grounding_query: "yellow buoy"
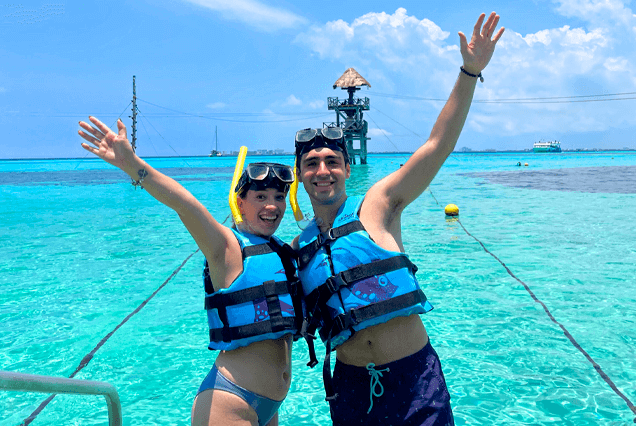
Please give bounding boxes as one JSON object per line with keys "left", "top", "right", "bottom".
{"left": 445, "top": 204, "right": 459, "bottom": 217}
{"left": 524, "top": 163, "right": 529, "bottom": 166}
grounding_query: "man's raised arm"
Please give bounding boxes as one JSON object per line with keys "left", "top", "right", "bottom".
{"left": 368, "top": 12, "right": 504, "bottom": 213}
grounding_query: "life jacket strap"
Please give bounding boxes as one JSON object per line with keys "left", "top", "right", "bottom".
{"left": 304, "top": 255, "right": 417, "bottom": 315}
{"left": 242, "top": 242, "right": 274, "bottom": 258}
{"left": 298, "top": 221, "right": 365, "bottom": 269}
{"left": 323, "top": 331, "right": 339, "bottom": 402}
{"left": 320, "top": 289, "right": 427, "bottom": 342}
{"left": 266, "top": 239, "right": 305, "bottom": 339}
{"left": 204, "top": 280, "right": 295, "bottom": 310}
{"left": 300, "top": 320, "right": 319, "bottom": 368}
{"left": 209, "top": 316, "right": 298, "bottom": 343}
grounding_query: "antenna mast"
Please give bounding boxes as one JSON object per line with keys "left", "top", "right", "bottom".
{"left": 131, "top": 75, "right": 138, "bottom": 153}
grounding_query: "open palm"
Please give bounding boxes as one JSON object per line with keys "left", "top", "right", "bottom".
{"left": 78, "top": 116, "right": 135, "bottom": 170}
{"left": 459, "top": 12, "right": 505, "bottom": 75}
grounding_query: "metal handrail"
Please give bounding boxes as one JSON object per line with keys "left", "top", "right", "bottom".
{"left": 0, "top": 371, "right": 122, "bottom": 426}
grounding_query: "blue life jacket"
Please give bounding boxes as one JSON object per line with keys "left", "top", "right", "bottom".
{"left": 296, "top": 195, "right": 433, "bottom": 399}
{"left": 203, "top": 229, "right": 302, "bottom": 351}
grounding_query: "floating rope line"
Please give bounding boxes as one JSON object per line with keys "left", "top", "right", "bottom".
{"left": 427, "top": 189, "right": 636, "bottom": 422}
{"left": 21, "top": 248, "right": 200, "bottom": 426}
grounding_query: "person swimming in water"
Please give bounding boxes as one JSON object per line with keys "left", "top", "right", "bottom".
{"left": 78, "top": 116, "right": 301, "bottom": 426}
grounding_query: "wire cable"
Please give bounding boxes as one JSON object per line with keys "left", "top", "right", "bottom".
{"left": 136, "top": 108, "right": 192, "bottom": 168}
{"left": 20, "top": 249, "right": 200, "bottom": 426}
{"left": 427, "top": 189, "right": 636, "bottom": 423}
{"left": 366, "top": 113, "right": 410, "bottom": 163}
{"left": 137, "top": 98, "right": 332, "bottom": 123}
{"left": 368, "top": 91, "right": 636, "bottom": 104}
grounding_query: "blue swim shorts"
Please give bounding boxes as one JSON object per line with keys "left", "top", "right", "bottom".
{"left": 329, "top": 340, "right": 454, "bottom": 426}
{"left": 198, "top": 365, "right": 283, "bottom": 426}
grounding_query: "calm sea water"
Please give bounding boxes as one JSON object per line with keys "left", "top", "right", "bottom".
{"left": 1, "top": 152, "right": 635, "bottom": 425}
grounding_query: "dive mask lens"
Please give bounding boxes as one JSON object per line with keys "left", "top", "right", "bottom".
{"left": 271, "top": 165, "right": 294, "bottom": 183}
{"left": 295, "top": 128, "right": 318, "bottom": 144}
{"left": 246, "top": 163, "right": 269, "bottom": 181}
{"left": 321, "top": 127, "right": 343, "bottom": 141}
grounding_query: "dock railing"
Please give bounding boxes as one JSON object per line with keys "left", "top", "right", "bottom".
{"left": 0, "top": 370, "right": 122, "bottom": 426}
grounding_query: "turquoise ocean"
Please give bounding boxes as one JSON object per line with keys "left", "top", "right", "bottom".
{"left": 1, "top": 152, "right": 635, "bottom": 425}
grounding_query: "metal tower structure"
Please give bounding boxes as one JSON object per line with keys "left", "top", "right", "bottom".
{"left": 130, "top": 75, "right": 138, "bottom": 153}
{"left": 324, "top": 68, "right": 371, "bottom": 164}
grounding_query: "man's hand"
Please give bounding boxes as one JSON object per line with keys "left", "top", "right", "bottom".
{"left": 78, "top": 116, "right": 136, "bottom": 171}
{"left": 458, "top": 12, "right": 504, "bottom": 75}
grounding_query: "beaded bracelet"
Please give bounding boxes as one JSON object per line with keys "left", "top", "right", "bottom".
{"left": 460, "top": 66, "right": 484, "bottom": 83}
{"left": 131, "top": 168, "right": 147, "bottom": 190}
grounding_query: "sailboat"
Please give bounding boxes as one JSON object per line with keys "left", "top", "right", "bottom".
{"left": 209, "top": 126, "right": 222, "bottom": 157}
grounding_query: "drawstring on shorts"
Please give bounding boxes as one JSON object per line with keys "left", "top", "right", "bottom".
{"left": 366, "top": 363, "right": 390, "bottom": 413}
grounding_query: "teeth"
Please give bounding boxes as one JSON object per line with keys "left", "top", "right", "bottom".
{"left": 315, "top": 182, "right": 332, "bottom": 187}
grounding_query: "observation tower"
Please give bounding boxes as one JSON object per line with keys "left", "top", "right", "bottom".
{"left": 325, "top": 68, "right": 371, "bottom": 165}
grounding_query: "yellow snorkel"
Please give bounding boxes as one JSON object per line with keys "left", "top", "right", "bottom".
{"left": 289, "top": 158, "right": 304, "bottom": 222}
{"left": 289, "top": 158, "right": 313, "bottom": 229}
{"left": 229, "top": 146, "right": 248, "bottom": 224}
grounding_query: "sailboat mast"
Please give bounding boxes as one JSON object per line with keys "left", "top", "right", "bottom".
{"left": 215, "top": 126, "right": 218, "bottom": 151}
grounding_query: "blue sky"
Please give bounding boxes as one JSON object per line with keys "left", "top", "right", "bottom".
{"left": 1, "top": 0, "right": 635, "bottom": 159}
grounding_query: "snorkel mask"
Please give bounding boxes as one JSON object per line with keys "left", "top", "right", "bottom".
{"left": 228, "top": 147, "right": 297, "bottom": 225}
{"left": 294, "top": 127, "right": 349, "bottom": 167}
{"left": 236, "top": 162, "right": 294, "bottom": 197}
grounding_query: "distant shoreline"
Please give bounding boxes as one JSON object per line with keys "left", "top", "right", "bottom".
{"left": 1, "top": 149, "right": 635, "bottom": 161}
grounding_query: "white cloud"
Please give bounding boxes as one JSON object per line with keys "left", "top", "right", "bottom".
{"left": 184, "top": 0, "right": 306, "bottom": 32}
{"left": 297, "top": 7, "right": 636, "bottom": 137}
{"left": 367, "top": 128, "right": 392, "bottom": 138}
{"left": 603, "top": 57, "right": 629, "bottom": 71}
{"left": 284, "top": 95, "right": 302, "bottom": 106}
{"left": 0, "top": 87, "right": 5, "bottom": 93}
{"left": 295, "top": 8, "right": 452, "bottom": 68}
{"left": 206, "top": 102, "right": 226, "bottom": 109}
{"left": 308, "top": 100, "right": 324, "bottom": 109}
{"left": 554, "top": 0, "right": 636, "bottom": 26}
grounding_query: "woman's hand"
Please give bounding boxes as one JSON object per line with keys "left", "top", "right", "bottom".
{"left": 78, "top": 116, "right": 137, "bottom": 172}
{"left": 458, "top": 12, "right": 505, "bottom": 75}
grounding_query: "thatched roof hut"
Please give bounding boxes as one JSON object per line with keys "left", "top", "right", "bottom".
{"left": 333, "top": 68, "right": 371, "bottom": 89}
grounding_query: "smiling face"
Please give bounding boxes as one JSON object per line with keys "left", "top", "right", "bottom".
{"left": 298, "top": 147, "right": 350, "bottom": 206}
{"left": 237, "top": 188, "right": 287, "bottom": 237}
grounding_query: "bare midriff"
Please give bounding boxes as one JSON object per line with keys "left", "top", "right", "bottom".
{"left": 335, "top": 314, "right": 429, "bottom": 367}
{"left": 214, "top": 334, "right": 293, "bottom": 401}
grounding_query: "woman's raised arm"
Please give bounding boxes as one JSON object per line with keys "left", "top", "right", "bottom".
{"left": 78, "top": 116, "right": 237, "bottom": 269}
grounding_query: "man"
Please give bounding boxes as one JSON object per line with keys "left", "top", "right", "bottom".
{"left": 292, "top": 12, "right": 504, "bottom": 426}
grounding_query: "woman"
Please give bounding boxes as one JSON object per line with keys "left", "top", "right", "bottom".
{"left": 78, "top": 116, "right": 301, "bottom": 426}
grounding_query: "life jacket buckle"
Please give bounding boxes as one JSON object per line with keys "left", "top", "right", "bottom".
{"left": 332, "top": 313, "right": 353, "bottom": 334}
{"left": 325, "top": 272, "right": 347, "bottom": 294}
{"left": 316, "top": 227, "right": 336, "bottom": 246}
{"left": 348, "top": 308, "right": 358, "bottom": 325}
{"left": 288, "top": 279, "right": 300, "bottom": 297}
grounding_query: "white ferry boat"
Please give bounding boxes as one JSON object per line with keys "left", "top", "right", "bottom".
{"left": 533, "top": 140, "right": 561, "bottom": 153}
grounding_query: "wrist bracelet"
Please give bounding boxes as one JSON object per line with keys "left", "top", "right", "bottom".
{"left": 132, "top": 168, "right": 147, "bottom": 189}
{"left": 460, "top": 66, "right": 484, "bottom": 83}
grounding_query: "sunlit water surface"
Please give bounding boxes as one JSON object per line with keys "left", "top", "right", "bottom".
{"left": 1, "top": 152, "right": 634, "bottom": 425}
